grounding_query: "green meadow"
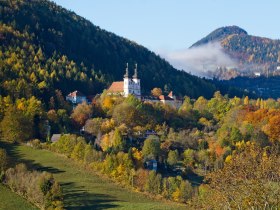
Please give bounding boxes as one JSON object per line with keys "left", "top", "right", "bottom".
{"left": 1, "top": 142, "right": 186, "bottom": 210}
{"left": 0, "top": 184, "right": 38, "bottom": 210}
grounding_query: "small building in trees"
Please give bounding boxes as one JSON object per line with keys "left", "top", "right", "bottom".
{"left": 158, "top": 91, "right": 183, "bottom": 108}
{"left": 145, "top": 159, "right": 158, "bottom": 171}
{"left": 144, "top": 130, "right": 158, "bottom": 139}
{"left": 108, "top": 63, "right": 141, "bottom": 99}
{"left": 51, "top": 134, "right": 61, "bottom": 143}
{"left": 144, "top": 91, "right": 183, "bottom": 108}
{"left": 66, "top": 90, "right": 87, "bottom": 104}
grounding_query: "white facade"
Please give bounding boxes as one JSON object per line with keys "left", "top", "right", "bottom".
{"left": 66, "top": 95, "right": 87, "bottom": 104}
{"left": 123, "top": 77, "right": 130, "bottom": 97}
{"left": 123, "top": 63, "right": 141, "bottom": 99}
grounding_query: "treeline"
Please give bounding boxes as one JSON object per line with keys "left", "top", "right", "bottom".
{"left": 0, "top": 147, "right": 64, "bottom": 209}
{"left": 219, "top": 76, "right": 280, "bottom": 99}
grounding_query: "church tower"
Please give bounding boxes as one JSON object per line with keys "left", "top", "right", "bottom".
{"left": 123, "top": 63, "right": 130, "bottom": 97}
{"left": 132, "top": 63, "right": 141, "bottom": 99}
{"left": 123, "top": 63, "right": 141, "bottom": 99}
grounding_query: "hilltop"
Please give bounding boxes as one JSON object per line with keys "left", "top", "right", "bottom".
{"left": 191, "top": 26, "right": 248, "bottom": 47}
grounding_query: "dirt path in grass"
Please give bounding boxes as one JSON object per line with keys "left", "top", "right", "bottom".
{"left": 1, "top": 142, "right": 186, "bottom": 210}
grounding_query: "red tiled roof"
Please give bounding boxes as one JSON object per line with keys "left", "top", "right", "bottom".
{"left": 159, "top": 95, "right": 174, "bottom": 101}
{"left": 108, "top": 81, "right": 124, "bottom": 92}
{"left": 67, "top": 90, "right": 85, "bottom": 97}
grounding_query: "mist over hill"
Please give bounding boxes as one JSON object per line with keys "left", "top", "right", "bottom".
{"left": 161, "top": 26, "right": 280, "bottom": 79}
{"left": 160, "top": 42, "right": 237, "bottom": 77}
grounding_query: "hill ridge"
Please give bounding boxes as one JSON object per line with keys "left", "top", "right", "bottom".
{"left": 191, "top": 25, "right": 248, "bottom": 48}
{"left": 0, "top": 0, "right": 220, "bottom": 99}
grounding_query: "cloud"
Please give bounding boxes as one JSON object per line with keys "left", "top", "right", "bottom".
{"left": 158, "top": 42, "right": 237, "bottom": 76}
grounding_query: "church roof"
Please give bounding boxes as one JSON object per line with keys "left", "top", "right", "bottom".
{"left": 108, "top": 81, "right": 124, "bottom": 92}
{"left": 67, "top": 90, "right": 85, "bottom": 97}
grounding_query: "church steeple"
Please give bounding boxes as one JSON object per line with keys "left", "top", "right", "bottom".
{"left": 133, "top": 63, "right": 138, "bottom": 79}
{"left": 123, "top": 62, "right": 141, "bottom": 99}
{"left": 124, "top": 63, "right": 129, "bottom": 78}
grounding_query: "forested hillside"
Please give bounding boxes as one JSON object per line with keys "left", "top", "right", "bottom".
{"left": 0, "top": 0, "right": 220, "bottom": 99}
{"left": 192, "top": 26, "right": 280, "bottom": 70}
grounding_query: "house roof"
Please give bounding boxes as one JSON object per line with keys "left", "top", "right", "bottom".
{"left": 67, "top": 90, "right": 85, "bottom": 97}
{"left": 51, "top": 134, "right": 61, "bottom": 142}
{"left": 108, "top": 81, "right": 124, "bottom": 92}
{"left": 159, "top": 95, "right": 174, "bottom": 101}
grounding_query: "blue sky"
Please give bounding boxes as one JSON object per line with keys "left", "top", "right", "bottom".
{"left": 52, "top": 0, "right": 280, "bottom": 52}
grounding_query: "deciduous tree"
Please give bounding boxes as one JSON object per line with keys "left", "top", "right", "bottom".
{"left": 151, "top": 87, "right": 162, "bottom": 97}
{"left": 142, "top": 135, "right": 161, "bottom": 159}
{"left": 199, "top": 145, "right": 280, "bottom": 209}
{"left": 167, "top": 150, "right": 179, "bottom": 167}
{"left": 71, "top": 102, "right": 93, "bottom": 128}
{"left": 0, "top": 106, "right": 33, "bottom": 142}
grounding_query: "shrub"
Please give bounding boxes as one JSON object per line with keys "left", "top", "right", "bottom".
{"left": 144, "top": 170, "right": 162, "bottom": 194}
{"left": 4, "top": 164, "right": 64, "bottom": 209}
{"left": 29, "top": 139, "right": 42, "bottom": 149}
{"left": 134, "top": 168, "right": 149, "bottom": 191}
{"left": 0, "top": 148, "right": 8, "bottom": 181}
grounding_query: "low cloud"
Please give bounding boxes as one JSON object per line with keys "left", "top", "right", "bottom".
{"left": 158, "top": 42, "right": 237, "bottom": 76}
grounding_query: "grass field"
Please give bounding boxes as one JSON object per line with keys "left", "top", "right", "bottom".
{"left": 0, "top": 185, "right": 38, "bottom": 210}
{"left": 1, "top": 142, "right": 186, "bottom": 210}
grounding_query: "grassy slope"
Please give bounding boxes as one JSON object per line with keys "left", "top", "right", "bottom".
{"left": 0, "top": 185, "right": 38, "bottom": 210}
{"left": 1, "top": 142, "right": 186, "bottom": 210}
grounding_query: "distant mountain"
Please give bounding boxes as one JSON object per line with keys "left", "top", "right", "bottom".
{"left": 0, "top": 0, "right": 224, "bottom": 100}
{"left": 189, "top": 26, "right": 280, "bottom": 97}
{"left": 192, "top": 26, "right": 280, "bottom": 72}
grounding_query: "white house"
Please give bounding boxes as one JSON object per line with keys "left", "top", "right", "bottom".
{"left": 108, "top": 63, "right": 141, "bottom": 99}
{"left": 51, "top": 134, "right": 61, "bottom": 143}
{"left": 66, "top": 90, "right": 87, "bottom": 104}
{"left": 145, "top": 159, "right": 157, "bottom": 171}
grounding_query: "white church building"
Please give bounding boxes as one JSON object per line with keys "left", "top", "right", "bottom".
{"left": 108, "top": 63, "right": 182, "bottom": 108}
{"left": 108, "top": 63, "right": 141, "bottom": 99}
